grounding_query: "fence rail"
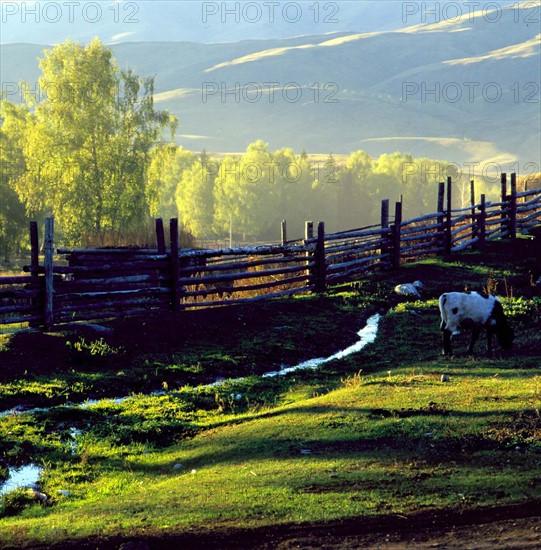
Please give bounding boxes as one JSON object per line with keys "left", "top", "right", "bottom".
{"left": 1, "top": 174, "right": 540, "bottom": 329}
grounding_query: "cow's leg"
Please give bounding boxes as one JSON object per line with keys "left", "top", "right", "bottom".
{"left": 441, "top": 322, "right": 453, "bottom": 356}
{"left": 486, "top": 327, "right": 495, "bottom": 355}
{"left": 467, "top": 327, "right": 481, "bottom": 355}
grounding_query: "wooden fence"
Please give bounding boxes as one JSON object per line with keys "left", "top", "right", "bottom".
{"left": 1, "top": 174, "right": 540, "bottom": 329}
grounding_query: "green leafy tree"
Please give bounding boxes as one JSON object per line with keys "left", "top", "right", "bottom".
{"left": 213, "top": 141, "right": 279, "bottom": 241}
{"left": 338, "top": 150, "right": 374, "bottom": 227}
{"left": 176, "top": 159, "right": 215, "bottom": 238}
{"left": 0, "top": 101, "right": 32, "bottom": 260}
{"left": 13, "top": 38, "right": 176, "bottom": 246}
{"left": 272, "top": 147, "right": 313, "bottom": 239}
{"left": 147, "top": 144, "right": 195, "bottom": 220}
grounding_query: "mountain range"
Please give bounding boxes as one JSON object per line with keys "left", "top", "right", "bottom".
{"left": 1, "top": 0, "right": 539, "bottom": 172}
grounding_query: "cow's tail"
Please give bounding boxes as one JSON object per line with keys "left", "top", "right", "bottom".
{"left": 438, "top": 293, "right": 448, "bottom": 331}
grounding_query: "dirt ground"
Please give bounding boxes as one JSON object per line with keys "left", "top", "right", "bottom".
{"left": 263, "top": 513, "right": 541, "bottom": 549}
{"left": 25, "top": 502, "right": 539, "bottom": 549}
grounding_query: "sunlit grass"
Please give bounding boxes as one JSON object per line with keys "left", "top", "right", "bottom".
{"left": 0, "top": 248, "right": 540, "bottom": 547}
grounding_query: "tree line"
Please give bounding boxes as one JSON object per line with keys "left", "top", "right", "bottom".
{"left": 1, "top": 38, "right": 503, "bottom": 261}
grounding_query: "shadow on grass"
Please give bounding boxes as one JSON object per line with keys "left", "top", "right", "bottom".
{"left": 95, "top": 402, "right": 541, "bottom": 477}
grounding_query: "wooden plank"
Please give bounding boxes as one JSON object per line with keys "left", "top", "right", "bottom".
{"left": 501, "top": 172, "right": 507, "bottom": 235}
{"left": 445, "top": 176, "right": 452, "bottom": 254}
{"left": 509, "top": 172, "right": 517, "bottom": 239}
{"left": 437, "top": 181, "right": 445, "bottom": 255}
{"left": 178, "top": 263, "right": 311, "bottom": 286}
{"left": 170, "top": 218, "right": 181, "bottom": 311}
{"left": 380, "top": 199, "right": 389, "bottom": 260}
{"left": 179, "top": 254, "right": 309, "bottom": 276}
{"left": 29, "top": 222, "right": 39, "bottom": 276}
{"left": 64, "top": 274, "right": 157, "bottom": 285}
{"left": 326, "top": 253, "right": 385, "bottom": 273}
{"left": 58, "top": 247, "right": 161, "bottom": 255}
{"left": 0, "top": 288, "right": 41, "bottom": 299}
{"left": 478, "top": 194, "right": 486, "bottom": 250}
{"left": 326, "top": 239, "right": 382, "bottom": 255}
{"left": 400, "top": 222, "right": 442, "bottom": 235}
{"left": 516, "top": 188, "right": 541, "bottom": 199}
{"left": 452, "top": 238, "right": 480, "bottom": 253}
{"left": 55, "top": 287, "right": 169, "bottom": 301}
{"left": 470, "top": 180, "right": 477, "bottom": 243}
{"left": 0, "top": 275, "right": 37, "bottom": 285}
{"left": 44, "top": 217, "right": 54, "bottom": 330}
{"left": 281, "top": 220, "right": 287, "bottom": 245}
{"left": 0, "top": 304, "right": 39, "bottom": 315}
{"left": 156, "top": 218, "right": 166, "bottom": 254}
{"left": 31, "top": 260, "right": 169, "bottom": 273}
{"left": 314, "top": 222, "right": 326, "bottom": 293}
{"left": 178, "top": 243, "right": 310, "bottom": 259}
{"left": 392, "top": 201, "right": 402, "bottom": 269}
{"left": 0, "top": 313, "right": 43, "bottom": 324}
{"left": 324, "top": 226, "right": 391, "bottom": 242}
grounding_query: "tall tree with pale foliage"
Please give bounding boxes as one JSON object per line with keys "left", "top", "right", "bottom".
{"left": 8, "top": 38, "right": 176, "bottom": 246}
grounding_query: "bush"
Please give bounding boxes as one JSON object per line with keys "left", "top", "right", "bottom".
{"left": 0, "top": 488, "right": 36, "bottom": 518}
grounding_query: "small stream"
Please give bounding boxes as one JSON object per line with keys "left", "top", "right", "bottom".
{"left": 0, "top": 313, "right": 381, "bottom": 498}
{"left": 263, "top": 313, "right": 380, "bottom": 377}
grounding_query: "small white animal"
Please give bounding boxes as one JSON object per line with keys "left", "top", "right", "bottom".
{"left": 394, "top": 280, "right": 423, "bottom": 298}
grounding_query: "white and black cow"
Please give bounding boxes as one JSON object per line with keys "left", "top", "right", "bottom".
{"left": 438, "top": 291, "right": 514, "bottom": 356}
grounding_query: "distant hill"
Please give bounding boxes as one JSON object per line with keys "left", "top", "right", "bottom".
{"left": 1, "top": 1, "right": 539, "bottom": 170}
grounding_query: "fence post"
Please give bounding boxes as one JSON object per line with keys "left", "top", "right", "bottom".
{"left": 43, "top": 217, "right": 55, "bottom": 330}
{"left": 437, "top": 181, "right": 445, "bottom": 254}
{"left": 28, "top": 222, "right": 40, "bottom": 328}
{"left": 501, "top": 172, "right": 507, "bottom": 235}
{"left": 169, "top": 218, "right": 180, "bottom": 312}
{"left": 470, "top": 179, "right": 476, "bottom": 242}
{"left": 391, "top": 201, "right": 402, "bottom": 269}
{"left": 477, "top": 194, "right": 486, "bottom": 250}
{"left": 445, "top": 176, "right": 453, "bottom": 254}
{"left": 155, "top": 218, "right": 166, "bottom": 254}
{"left": 29, "top": 222, "right": 39, "bottom": 275}
{"left": 380, "top": 199, "right": 389, "bottom": 263}
{"left": 304, "top": 221, "right": 313, "bottom": 282}
{"left": 509, "top": 172, "right": 517, "bottom": 239}
{"left": 314, "top": 221, "right": 326, "bottom": 293}
{"left": 304, "top": 221, "right": 313, "bottom": 240}
{"left": 281, "top": 220, "right": 287, "bottom": 245}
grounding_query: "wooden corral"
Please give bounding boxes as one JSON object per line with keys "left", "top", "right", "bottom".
{"left": 1, "top": 174, "right": 540, "bottom": 329}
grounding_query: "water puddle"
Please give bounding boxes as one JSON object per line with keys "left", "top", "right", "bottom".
{"left": 0, "top": 464, "right": 43, "bottom": 497}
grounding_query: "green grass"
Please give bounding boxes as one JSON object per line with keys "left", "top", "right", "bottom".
{"left": 0, "top": 242, "right": 540, "bottom": 547}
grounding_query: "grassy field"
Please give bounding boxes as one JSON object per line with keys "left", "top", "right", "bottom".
{"left": 0, "top": 239, "right": 540, "bottom": 548}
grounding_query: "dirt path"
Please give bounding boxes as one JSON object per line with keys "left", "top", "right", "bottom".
{"left": 266, "top": 515, "right": 541, "bottom": 549}
{"left": 27, "top": 502, "right": 538, "bottom": 549}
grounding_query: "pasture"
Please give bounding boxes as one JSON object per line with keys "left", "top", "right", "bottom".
{"left": 0, "top": 238, "right": 540, "bottom": 548}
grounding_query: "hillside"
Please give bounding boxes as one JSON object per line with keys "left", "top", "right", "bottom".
{"left": 0, "top": 1, "right": 539, "bottom": 166}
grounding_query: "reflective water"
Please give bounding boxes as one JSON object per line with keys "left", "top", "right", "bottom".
{"left": 0, "top": 464, "right": 43, "bottom": 497}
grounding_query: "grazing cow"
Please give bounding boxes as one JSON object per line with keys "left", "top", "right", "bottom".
{"left": 438, "top": 292, "right": 514, "bottom": 356}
